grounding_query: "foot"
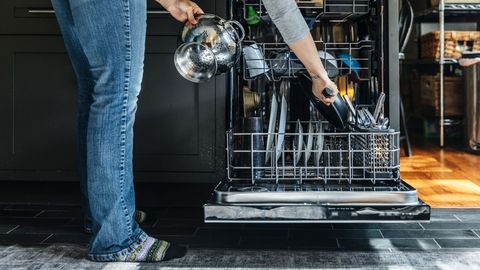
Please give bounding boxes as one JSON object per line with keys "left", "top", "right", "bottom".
{"left": 134, "top": 210, "right": 147, "bottom": 224}
{"left": 121, "top": 236, "right": 187, "bottom": 262}
{"left": 84, "top": 210, "right": 147, "bottom": 234}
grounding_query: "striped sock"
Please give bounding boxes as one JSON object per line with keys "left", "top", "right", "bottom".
{"left": 123, "top": 236, "right": 187, "bottom": 262}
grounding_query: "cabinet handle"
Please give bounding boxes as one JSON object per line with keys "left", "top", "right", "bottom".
{"left": 147, "top": 10, "right": 170, "bottom": 14}
{"left": 27, "top": 9, "right": 55, "bottom": 14}
{"left": 26, "top": 9, "right": 168, "bottom": 15}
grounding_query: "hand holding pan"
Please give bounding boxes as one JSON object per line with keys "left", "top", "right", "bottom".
{"left": 297, "top": 72, "right": 349, "bottom": 130}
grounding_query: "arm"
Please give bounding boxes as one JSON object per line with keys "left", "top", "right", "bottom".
{"left": 262, "top": 0, "right": 338, "bottom": 105}
{"left": 157, "top": 0, "right": 203, "bottom": 24}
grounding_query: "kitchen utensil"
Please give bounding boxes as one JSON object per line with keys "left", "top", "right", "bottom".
{"left": 297, "top": 73, "right": 349, "bottom": 130}
{"left": 373, "top": 92, "right": 386, "bottom": 122}
{"left": 343, "top": 94, "right": 356, "bottom": 116}
{"left": 174, "top": 42, "right": 217, "bottom": 83}
{"left": 304, "top": 120, "right": 314, "bottom": 163}
{"left": 243, "top": 43, "right": 271, "bottom": 78}
{"left": 275, "top": 95, "right": 287, "bottom": 162}
{"left": 242, "top": 86, "right": 261, "bottom": 117}
{"left": 369, "top": 76, "right": 375, "bottom": 102}
{"left": 381, "top": 118, "right": 390, "bottom": 129}
{"left": 318, "top": 51, "right": 339, "bottom": 78}
{"left": 293, "top": 119, "right": 304, "bottom": 166}
{"left": 176, "top": 14, "right": 245, "bottom": 80}
{"left": 363, "top": 108, "right": 377, "bottom": 128}
{"left": 265, "top": 93, "right": 278, "bottom": 163}
{"left": 242, "top": 117, "right": 265, "bottom": 180}
{"left": 356, "top": 108, "right": 368, "bottom": 127}
{"left": 314, "top": 122, "right": 324, "bottom": 165}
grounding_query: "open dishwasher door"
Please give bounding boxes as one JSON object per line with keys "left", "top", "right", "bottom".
{"left": 204, "top": 129, "right": 430, "bottom": 223}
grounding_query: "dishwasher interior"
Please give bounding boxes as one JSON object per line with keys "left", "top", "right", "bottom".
{"left": 204, "top": 0, "right": 431, "bottom": 223}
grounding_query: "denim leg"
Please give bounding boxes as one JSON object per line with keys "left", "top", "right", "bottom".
{"left": 54, "top": 0, "right": 148, "bottom": 261}
{"left": 51, "top": 0, "right": 93, "bottom": 231}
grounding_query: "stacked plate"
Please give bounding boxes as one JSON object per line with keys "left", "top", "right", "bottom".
{"left": 265, "top": 94, "right": 325, "bottom": 166}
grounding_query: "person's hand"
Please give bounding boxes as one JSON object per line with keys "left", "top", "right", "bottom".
{"left": 311, "top": 74, "right": 338, "bottom": 106}
{"left": 157, "top": 0, "right": 204, "bottom": 24}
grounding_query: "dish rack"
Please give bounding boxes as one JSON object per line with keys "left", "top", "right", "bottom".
{"left": 241, "top": 0, "right": 370, "bottom": 21}
{"left": 227, "top": 122, "right": 400, "bottom": 184}
{"left": 242, "top": 40, "right": 373, "bottom": 81}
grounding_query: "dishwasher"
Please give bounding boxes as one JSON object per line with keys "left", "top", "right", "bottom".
{"left": 204, "top": 0, "right": 430, "bottom": 223}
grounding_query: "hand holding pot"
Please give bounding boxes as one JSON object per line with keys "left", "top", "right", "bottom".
{"left": 311, "top": 74, "right": 338, "bottom": 106}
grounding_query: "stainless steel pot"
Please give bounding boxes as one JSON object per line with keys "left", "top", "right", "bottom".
{"left": 174, "top": 14, "right": 245, "bottom": 83}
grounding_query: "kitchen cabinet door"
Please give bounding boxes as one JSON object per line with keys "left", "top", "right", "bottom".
{"left": 0, "top": 35, "right": 226, "bottom": 182}
{"left": 133, "top": 36, "right": 225, "bottom": 182}
{"left": 0, "top": 36, "right": 78, "bottom": 179}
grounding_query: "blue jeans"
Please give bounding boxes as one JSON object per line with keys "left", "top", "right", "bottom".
{"left": 52, "top": 0, "right": 148, "bottom": 261}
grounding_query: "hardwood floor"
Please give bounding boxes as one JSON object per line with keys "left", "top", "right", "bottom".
{"left": 401, "top": 141, "right": 480, "bottom": 208}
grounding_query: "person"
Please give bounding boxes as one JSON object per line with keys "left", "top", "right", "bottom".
{"left": 52, "top": 0, "right": 337, "bottom": 262}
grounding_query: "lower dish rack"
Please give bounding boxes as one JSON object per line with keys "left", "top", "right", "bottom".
{"left": 204, "top": 128, "right": 430, "bottom": 223}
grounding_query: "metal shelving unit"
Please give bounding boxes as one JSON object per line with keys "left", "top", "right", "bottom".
{"left": 413, "top": 1, "right": 480, "bottom": 147}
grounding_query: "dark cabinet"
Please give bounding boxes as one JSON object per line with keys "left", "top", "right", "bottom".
{"left": 0, "top": 36, "right": 78, "bottom": 175}
{"left": 0, "top": 0, "right": 215, "bottom": 36}
{"left": 134, "top": 36, "right": 225, "bottom": 182}
{"left": 0, "top": 35, "right": 225, "bottom": 182}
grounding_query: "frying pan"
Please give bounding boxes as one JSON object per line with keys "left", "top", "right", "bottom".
{"left": 297, "top": 73, "right": 349, "bottom": 130}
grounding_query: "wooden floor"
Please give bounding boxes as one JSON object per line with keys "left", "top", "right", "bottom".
{"left": 401, "top": 141, "right": 480, "bottom": 208}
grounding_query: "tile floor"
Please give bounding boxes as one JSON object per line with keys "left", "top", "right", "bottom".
{"left": 1, "top": 204, "right": 480, "bottom": 252}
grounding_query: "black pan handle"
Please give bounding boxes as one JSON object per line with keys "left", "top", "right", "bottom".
{"left": 322, "top": 87, "right": 335, "bottom": 98}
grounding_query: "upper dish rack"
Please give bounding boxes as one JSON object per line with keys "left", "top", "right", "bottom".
{"left": 242, "top": 40, "right": 373, "bottom": 81}
{"left": 239, "top": 0, "right": 370, "bottom": 22}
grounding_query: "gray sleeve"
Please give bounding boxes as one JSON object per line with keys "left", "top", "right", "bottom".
{"left": 262, "top": 0, "right": 310, "bottom": 44}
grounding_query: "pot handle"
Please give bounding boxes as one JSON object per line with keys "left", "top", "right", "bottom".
{"left": 225, "top": 20, "right": 245, "bottom": 42}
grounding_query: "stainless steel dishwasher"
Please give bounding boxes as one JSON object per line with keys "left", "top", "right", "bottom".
{"left": 204, "top": 0, "right": 430, "bottom": 223}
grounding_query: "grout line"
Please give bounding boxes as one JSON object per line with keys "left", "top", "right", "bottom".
{"left": 432, "top": 238, "right": 442, "bottom": 249}
{"left": 40, "top": 233, "right": 54, "bottom": 244}
{"left": 151, "top": 218, "right": 160, "bottom": 228}
{"left": 378, "top": 229, "right": 385, "bottom": 239}
{"left": 419, "top": 223, "right": 426, "bottom": 230}
{"left": 454, "top": 214, "right": 463, "bottom": 222}
{"left": 6, "top": 225, "right": 19, "bottom": 234}
{"left": 193, "top": 227, "right": 200, "bottom": 236}
{"left": 34, "top": 209, "right": 46, "bottom": 218}
{"left": 472, "top": 230, "right": 480, "bottom": 239}
{"left": 237, "top": 236, "right": 242, "bottom": 247}
{"left": 335, "top": 238, "right": 341, "bottom": 249}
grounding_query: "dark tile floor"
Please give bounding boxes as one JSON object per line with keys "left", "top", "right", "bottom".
{"left": 1, "top": 204, "right": 480, "bottom": 252}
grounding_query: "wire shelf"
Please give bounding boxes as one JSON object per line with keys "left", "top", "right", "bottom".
{"left": 227, "top": 122, "right": 400, "bottom": 185}
{"left": 240, "top": 0, "right": 370, "bottom": 22}
{"left": 242, "top": 40, "right": 373, "bottom": 81}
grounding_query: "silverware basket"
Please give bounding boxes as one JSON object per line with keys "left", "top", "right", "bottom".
{"left": 227, "top": 123, "right": 400, "bottom": 184}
